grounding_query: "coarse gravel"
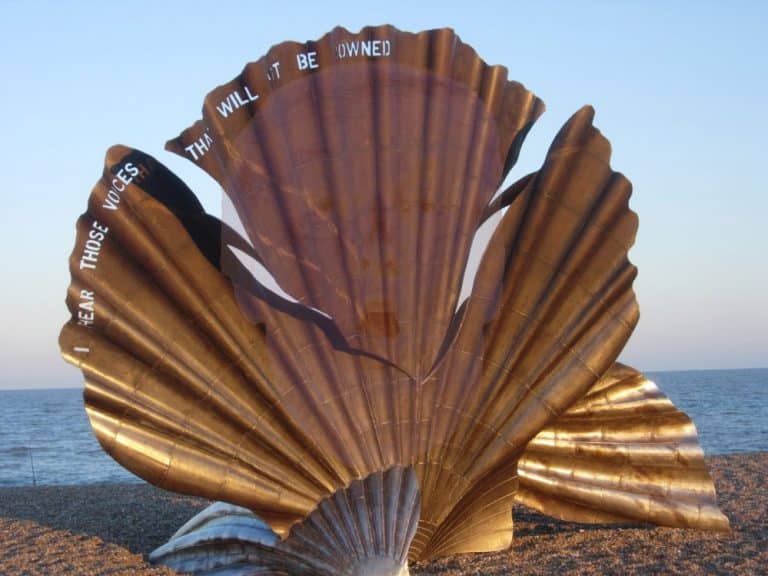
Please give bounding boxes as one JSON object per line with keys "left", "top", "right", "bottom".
{"left": 0, "top": 453, "right": 765, "bottom": 575}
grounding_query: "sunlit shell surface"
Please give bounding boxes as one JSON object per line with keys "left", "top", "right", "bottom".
{"left": 60, "top": 25, "right": 729, "bottom": 576}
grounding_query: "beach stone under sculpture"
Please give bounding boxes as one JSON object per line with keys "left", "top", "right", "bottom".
{"left": 60, "top": 25, "right": 729, "bottom": 576}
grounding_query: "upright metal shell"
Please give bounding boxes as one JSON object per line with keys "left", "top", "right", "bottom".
{"left": 60, "top": 25, "right": 728, "bottom": 576}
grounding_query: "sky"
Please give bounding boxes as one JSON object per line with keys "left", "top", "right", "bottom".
{"left": 0, "top": 0, "right": 766, "bottom": 390}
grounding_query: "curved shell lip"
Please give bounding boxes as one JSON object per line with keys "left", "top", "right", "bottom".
{"left": 214, "top": 24, "right": 535, "bottom": 106}
{"left": 166, "top": 24, "right": 544, "bottom": 160}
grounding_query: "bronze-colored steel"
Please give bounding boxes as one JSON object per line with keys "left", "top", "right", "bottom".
{"left": 517, "top": 363, "right": 729, "bottom": 530}
{"left": 170, "top": 26, "right": 544, "bottom": 381}
{"left": 59, "top": 25, "right": 728, "bottom": 575}
{"left": 150, "top": 467, "right": 419, "bottom": 576}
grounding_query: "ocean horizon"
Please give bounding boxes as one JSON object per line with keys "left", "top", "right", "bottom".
{"left": 1, "top": 367, "right": 766, "bottom": 487}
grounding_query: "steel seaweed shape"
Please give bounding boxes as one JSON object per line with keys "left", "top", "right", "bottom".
{"left": 60, "top": 25, "right": 728, "bottom": 576}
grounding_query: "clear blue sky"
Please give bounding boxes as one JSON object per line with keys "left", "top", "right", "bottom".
{"left": 1, "top": 0, "right": 766, "bottom": 389}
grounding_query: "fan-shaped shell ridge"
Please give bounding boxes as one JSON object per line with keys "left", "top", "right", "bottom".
{"left": 167, "top": 24, "right": 544, "bottom": 379}
{"left": 516, "top": 363, "right": 730, "bottom": 531}
{"left": 58, "top": 25, "right": 730, "bottom": 576}
{"left": 403, "top": 107, "right": 642, "bottom": 558}
{"left": 59, "top": 106, "right": 645, "bottom": 560}
{"left": 149, "top": 467, "right": 419, "bottom": 576}
{"left": 60, "top": 145, "right": 375, "bottom": 533}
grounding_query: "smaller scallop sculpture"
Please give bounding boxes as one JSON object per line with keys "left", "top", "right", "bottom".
{"left": 60, "top": 26, "right": 729, "bottom": 576}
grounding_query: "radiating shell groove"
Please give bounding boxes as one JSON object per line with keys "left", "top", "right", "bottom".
{"left": 150, "top": 467, "right": 419, "bottom": 576}
{"left": 59, "top": 23, "right": 728, "bottom": 576}
{"left": 169, "top": 26, "right": 545, "bottom": 383}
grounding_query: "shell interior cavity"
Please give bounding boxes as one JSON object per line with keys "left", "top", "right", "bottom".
{"left": 60, "top": 25, "right": 729, "bottom": 576}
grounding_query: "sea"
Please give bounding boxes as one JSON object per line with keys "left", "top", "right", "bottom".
{"left": 0, "top": 368, "right": 766, "bottom": 487}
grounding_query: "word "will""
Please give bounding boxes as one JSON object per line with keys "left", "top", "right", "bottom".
{"left": 216, "top": 87, "right": 259, "bottom": 118}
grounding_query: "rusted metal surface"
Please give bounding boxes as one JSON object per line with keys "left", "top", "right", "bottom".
{"left": 60, "top": 25, "right": 728, "bottom": 575}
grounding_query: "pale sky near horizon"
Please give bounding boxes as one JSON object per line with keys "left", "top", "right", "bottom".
{"left": 0, "top": 0, "right": 766, "bottom": 390}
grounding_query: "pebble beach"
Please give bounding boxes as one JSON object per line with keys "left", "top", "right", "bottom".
{"left": 1, "top": 452, "right": 765, "bottom": 575}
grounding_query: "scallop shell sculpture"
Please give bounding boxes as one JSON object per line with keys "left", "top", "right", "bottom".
{"left": 60, "top": 25, "right": 729, "bottom": 576}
